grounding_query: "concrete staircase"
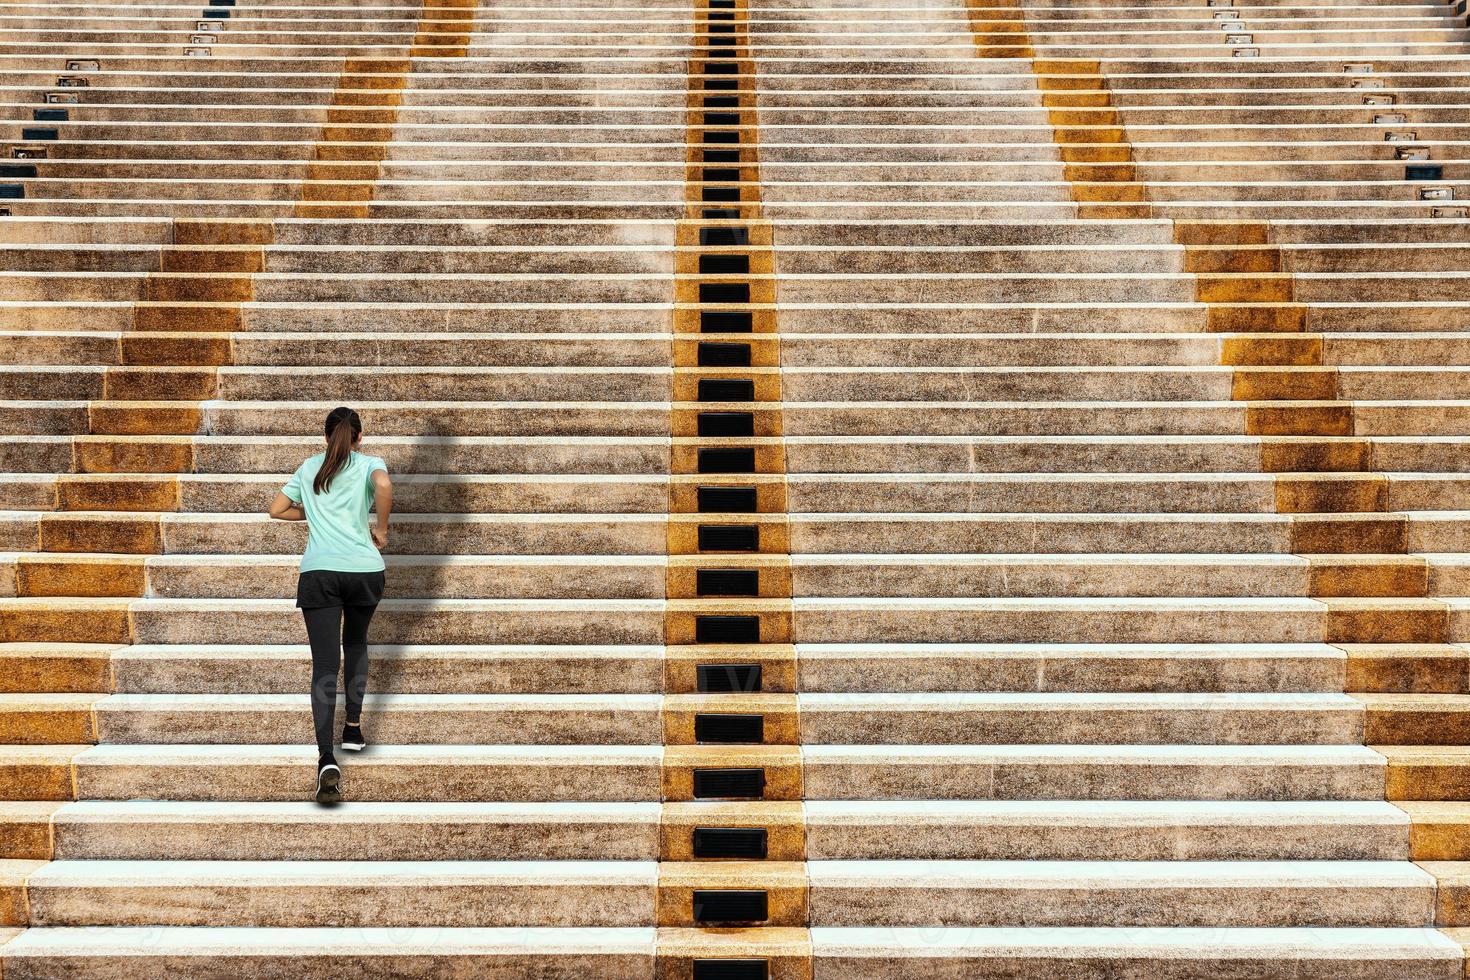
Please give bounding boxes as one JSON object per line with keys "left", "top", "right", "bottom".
{"left": 2, "top": 0, "right": 1470, "bottom": 975}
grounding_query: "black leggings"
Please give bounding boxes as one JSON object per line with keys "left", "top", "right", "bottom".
{"left": 303, "top": 604, "right": 378, "bottom": 759}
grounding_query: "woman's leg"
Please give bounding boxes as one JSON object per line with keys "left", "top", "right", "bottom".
{"left": 302, "top": 605, "right": 344, "bottom": 758}
{"left": 341, "top": 603, "right": 378, "bottom": 726}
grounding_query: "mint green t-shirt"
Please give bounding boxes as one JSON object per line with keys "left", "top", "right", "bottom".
{"left": 281, "top": 451, "right": 387, "bottom": 574}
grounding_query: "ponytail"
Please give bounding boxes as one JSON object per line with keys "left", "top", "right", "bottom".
{"left": 314, "top": 407, "right": 362, "bottom": 494}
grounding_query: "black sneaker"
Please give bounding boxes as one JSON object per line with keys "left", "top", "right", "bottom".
{"left": 315, "top": 757, "right": 341, "bottom": 806}
{"left": 341, "top": 723, "right": 367, "bottom": 752}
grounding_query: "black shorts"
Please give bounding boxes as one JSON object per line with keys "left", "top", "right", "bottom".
{"left": 296, "top": 569, "right": 386, "bottom": 609}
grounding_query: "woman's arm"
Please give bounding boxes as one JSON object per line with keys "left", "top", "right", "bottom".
{"left": 370, "top": 469, "right": 393, "bottom": 549}
{"left": 269, "top": 492, "right": 306, "bottom": 522}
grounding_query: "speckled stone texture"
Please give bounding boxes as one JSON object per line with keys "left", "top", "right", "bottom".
{"left": 3, "top": 0, "right": 1470, "bottom": 971}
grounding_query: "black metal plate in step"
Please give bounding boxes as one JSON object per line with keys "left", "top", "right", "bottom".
{"left": 710, "top": 0, "right": 737, "bottom": 8}
{"left": 698, "top": 412, "right": 755, "bottom": 437}
{"left": 32, "top": 109, "right": 67, "bottom": 122}
{"left": 698, "top": 662, "right": 762, "bottom": 692}
{"left": 701, "top": 310, "right": 752, "bottom": 332}
{"left": 1408, "top": 164, "right": 1445, "bottom": 180}
{"left": 698, "top": 341, "right": 751, "bottom": 366}
{"left": 696, "top": 710, "right": 765, "bottom": 742}
{"left": 698, "top": 446, "right": 756, "bottom": 473}
{"left": 708, "top": 23, "right": 736, "bottom": 32}
{"left": 701, "top": 282, "right": 750, "bottom": 304}
{"left": 696, "top": 714, "right": 764, "bottom": 743}
{"left": 702, "top": 187, "right": 740, "bottom": 203}
{"left": 694, "top": 890, "right": 768, "bottom": 923}
{"left": 703, "top": 149, "right": 741, "bottom": 163}
{"left": 693, "top": 767, "right": 764, "bottom": 798}
{"left": 705, "top": 63, "right": 739, "bottom": 75}
{"left": 703, "top": 208, "right": 741, "bottom": 220}
{"left": 698, "top": 485, "right": 758, "bottom": 513}
{"left": 696, "top": 614, "right": 761, "bottom": 645}
{"left": 705, "top": 130, "right": 740, "bottom": 144}
{"left": 703, "top": 167, "right": 741, "bottom": 182}
{"left": 707, "top": 36, "right": 738, "bottom": 46}
{"left": 704, "top": 112, "right": 741, "bottom": 126}
{"left": 698, "top": 523, "right": 758, "bottom": 551}
{"left": 709, "top": 10, "right": 736, "bottom": 18}
{"left": 693, "top": 827, "right": 768, "bottom": 859}
{"left": 697, "top": 567, "right": 759, "bottom": 596}
{"left": 698, "top": 378, "right": 755, "bottom": 402}
{"left": 209, "top": 0, "right": 236, "bottom": 5}
{"left": 704, "top": 96, "right": 739, "bottom": 108}
{"left": 699, "top": 254, "right": 749, "bottom": 275}
{"left": 21, "top": 128, "right": 58, "bottom": 141}
{"left": 704, "top": 78, "right": 739, "bottom": 91}
{"left": 202, "top": 8, "right": 231, "bottom": 17}
{"left": 701, "top": 226, "right": 749, "bottom": 246}
{"left": 0, "top": 184, "right": 24, "bottom": 200}
{"left": 694, "top": 961, "right": 768, "bottom": 980}
{"left": 0, "top": 165, "right": 37, "bottom": 178}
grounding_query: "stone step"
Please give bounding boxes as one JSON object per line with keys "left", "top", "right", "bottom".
{"left": 23, "top": 859, "right": 661, "bottom": 927}
{"left": 1, "top": 202, "right": 689, "bottom": 221}
{"left": 4, "top": 300, "right": 1454, "bottom": 337}
{"left": 22, "top": 327, "right": 1470, "bottom": 371}
{"left": 17, "top": 362, "right": 1470, "bottom": 405}
{"left": 24, "top": 640, "right": 1465, "bottom": 696}
{"left": 0, "top": 366, "right": 673, "bottom": 402}
{"left": 20, "top": 400, "right": 1470, "bottom": 441}
{"left": 3, "top": 513, "right": 672, "bottom": 555}
{"left": 49, "top": 689, "right": 1373, "bottom": 746}
{"left": 0, "top": 926, "right": 1458, "bottom": 980}
{"left": 14, "top": 798, "right": 1408, "bottom": 861}
{"left": 800, "top": 641, "right": 1351, "bottom": 693}
{"left": 806, "top": 743, "right": 1388, "bottom": 801}
{"left": 1, "top": 435, "right": 669, "bottom": 474}
{"left": 14, "top": 200, "right": 1449, "bottom": 222}
{"left": 39, "top": 800, "right": 664, "bottom": 861}
{"left": 3, "top": 594, "right": 1456, "bottom": 646}
{"left": 793, "top": 596, "right": 1458, "bottom": 645}
{"left": 0, "top": 640, "right": 1351, "bottom": 696}
{"left": 796, "top": 691, "right": 1364, "bottom": 744}
{"left": 21, "top": 554, "right": 668, "bottom": 600}
{"left": 803, "top": 799, "right": 1409, "bottom": 860}
{"left": 0, "top": 332, "right": 671, "bottom": 367}
{"left": 12, "top": 596, "right": 667, "bottom": 645}
{"left": 10, "top": 511, "right": 1467, "bottom": 556}
{"left": 14, "top": 157, "right": 1470, "bottom": 186}
{"left": 0, "top": 218, "right": 1170, "bottom": 248}
{"left": 14, "top": 463, "right": 1466, "bottom": 509}
{"left": 0, "top": 331, "right": 1413, "bottom": 374}
{"left": 8, "top": 856, "right": 1439, "bottom": 927}
{"left": 103, "top": 643, "right": 667, "bottom": 695}
{"left": 0, "top": 274, "right": 674, "bottom": 306}
{"left": 88, "top": 692, "right": 664, "bottom": 745}
{"left": 3, "top": 473, "right": 668, "bottom": 512}
{"left": 805, "top": 859, "right": 1436, "bottom": 927}
{"left": 63, "top": 743, "right": 666, "bottom": 803}
{"left": 37, "top": 742, "right": 1387, "bottom": 802}
{"left": 0, "top": 926, "right": 655, "bottom": 979}
{"left": 5, "top": 552, "right": 1444, "bottom": 601}
{"left": 807, "top": 926, "right": 1463, "bottom": 979}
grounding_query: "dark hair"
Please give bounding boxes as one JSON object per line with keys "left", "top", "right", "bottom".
{"left": 314, "top": 407, "right": 361, "bottom": 494}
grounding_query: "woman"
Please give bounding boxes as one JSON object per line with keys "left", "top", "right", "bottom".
{"left": 269, "top": 406, "right": 392, "bottom": 805}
